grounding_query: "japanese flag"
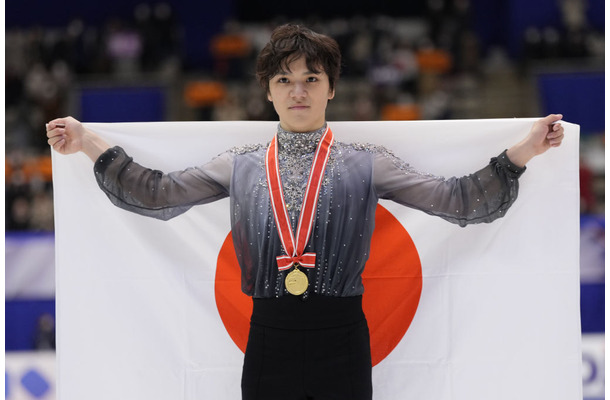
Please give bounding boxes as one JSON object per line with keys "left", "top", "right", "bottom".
{"left": 52, "top": 119, "right": 581, "bottom": 399}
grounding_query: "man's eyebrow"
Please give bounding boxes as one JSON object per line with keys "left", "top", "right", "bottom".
{"left": 276, "top": 69, "right": 321, "bottom": 75}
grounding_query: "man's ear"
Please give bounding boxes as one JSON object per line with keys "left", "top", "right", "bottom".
{"left": 328, "top": 88, "right": 335, "bottom": 100}
{"left": 267, "top": 92, "right": 273, "bottom": 102}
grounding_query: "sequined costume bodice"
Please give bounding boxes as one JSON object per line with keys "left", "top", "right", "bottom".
{"left": 94, "top": 124, "right": 525, "bottom": 298}
{"left": 276, "top": 125, "right": 326, "bottom": 229}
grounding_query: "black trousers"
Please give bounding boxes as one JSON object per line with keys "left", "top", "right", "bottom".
{"left": 241, "top": 295, "right": 373, "bottom": 400}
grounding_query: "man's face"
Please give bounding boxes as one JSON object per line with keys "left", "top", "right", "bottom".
{"left": 267, "top": 56, "right": 335, "bottom": 133}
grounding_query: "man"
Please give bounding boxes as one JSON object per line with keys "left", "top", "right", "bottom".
{"left": 47, "top": 24, "right": 564, "bottom": 400}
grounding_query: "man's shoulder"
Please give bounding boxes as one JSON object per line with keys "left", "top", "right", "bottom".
{"left": 334, "top": 140, "right": 391, "bottom": 156}
{"left": 228, "top": 142, "right": 268, "bottom": 156}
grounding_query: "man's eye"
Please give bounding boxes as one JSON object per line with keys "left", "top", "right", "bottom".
{"left": 278, "top": 77, "right": 289, "bottom": 83}
{"left": 306, "top": 76, "right": 318, "bottom": 82}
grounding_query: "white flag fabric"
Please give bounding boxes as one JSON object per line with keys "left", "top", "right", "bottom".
{"left": 52, "top": 119, "right": 582, "bottom": 399}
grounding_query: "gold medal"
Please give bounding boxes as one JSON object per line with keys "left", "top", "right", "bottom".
{"left": 285, "top": 264, "right": 309, "bottom": 296}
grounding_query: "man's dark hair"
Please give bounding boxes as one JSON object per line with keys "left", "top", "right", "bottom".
{"left": 256, "top": 24, "right": 341, "bottom": 93}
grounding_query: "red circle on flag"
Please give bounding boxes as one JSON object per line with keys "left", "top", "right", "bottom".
{"left": 215, "top": 204, "right": 422, "bottom": 366}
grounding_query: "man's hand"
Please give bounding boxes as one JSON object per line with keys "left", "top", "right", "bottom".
{"left": 506, "top": 114, "right": 565, "bottom": 168}
{"left": 46, "top": 116, "right": 111, "bottom": 161}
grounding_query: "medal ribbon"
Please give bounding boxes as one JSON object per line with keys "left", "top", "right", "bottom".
{"left": 265, "top": 126, "right": 334, "bottom": 271}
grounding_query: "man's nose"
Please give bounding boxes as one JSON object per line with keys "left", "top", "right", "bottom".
{"left": 290, "top": 82, "right": 307, "bottom": 98}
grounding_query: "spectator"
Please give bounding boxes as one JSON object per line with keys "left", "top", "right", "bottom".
{"left": 33, "top": 313, "right": 56, "bottom": 350}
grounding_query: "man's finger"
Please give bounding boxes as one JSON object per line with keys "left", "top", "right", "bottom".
{"left": 541, "top": 113, "right": 563, "bottom": 125}
{"left": 45, "top": 120, "right": 66, "bottom": 131}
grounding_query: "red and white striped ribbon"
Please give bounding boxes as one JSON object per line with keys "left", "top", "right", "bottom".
{"left": 265, "top": 126, "right": 334, "bottom": 271}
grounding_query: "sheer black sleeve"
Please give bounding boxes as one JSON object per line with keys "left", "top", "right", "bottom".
{"left": 374, "top": 149, "right": 526, "bottom": 227}
{"left": 93, "top": 146, "right": 232, "bottom": 220}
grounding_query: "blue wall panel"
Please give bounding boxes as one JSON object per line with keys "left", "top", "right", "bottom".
{"left": 538, "top": 72, "right": 604, "bottom": 135}
{"left": 80, "top": 86, "right": 166, "bottom": 122}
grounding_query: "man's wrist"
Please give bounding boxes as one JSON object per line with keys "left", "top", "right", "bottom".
{"left": 82, "top": 130, "right": 111, "bottom": 162}
{"left": 506, "top": 141, "right": 536, "bottom": 168}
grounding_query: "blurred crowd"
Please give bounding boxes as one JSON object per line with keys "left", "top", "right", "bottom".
{"left": 5, "top": 1, "right": 605, "bottom": 231}
{"left": 6, "top": 3, "right": 181, "bottom": 231}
